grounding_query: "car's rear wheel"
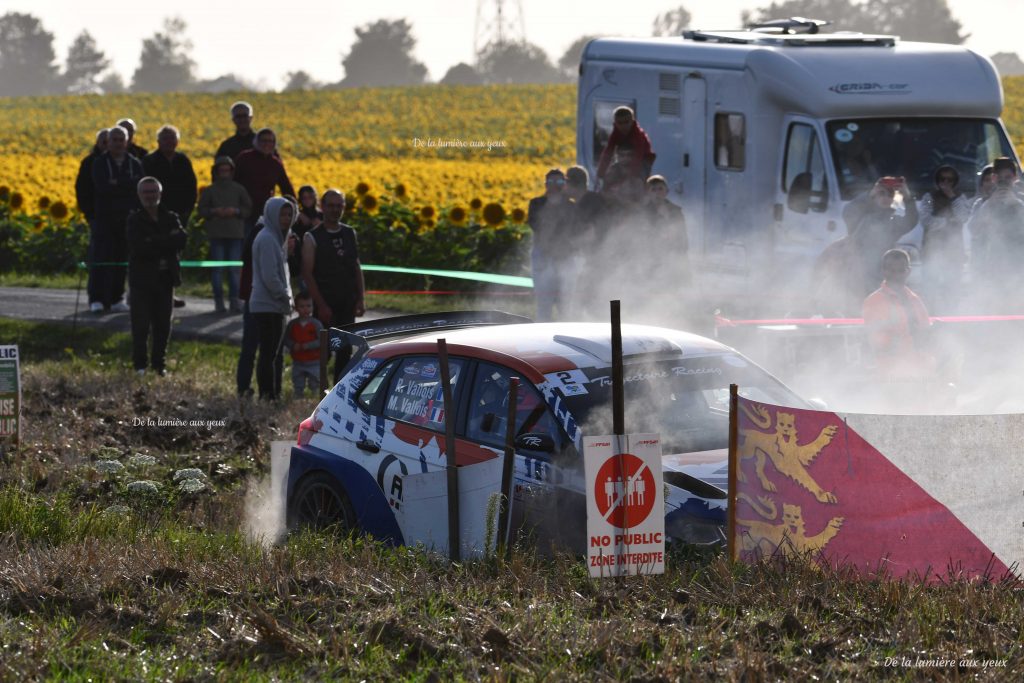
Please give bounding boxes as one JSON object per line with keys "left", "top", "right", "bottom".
{"left": 289, "top": 473, "right": 356, "bottom": 534}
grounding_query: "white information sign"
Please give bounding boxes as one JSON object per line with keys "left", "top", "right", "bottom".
{"left": 584, "top": 433, "right": 665, "bottom": 577}
{"left": 0, "top": 345, "right": 20, "bottom": 447}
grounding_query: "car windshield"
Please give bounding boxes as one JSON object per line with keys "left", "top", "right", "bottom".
{"left": 562, "top": 355, "right": 805, "bottom": 454}
{"left": 826, "top": 118, "right": 1014, "bottom": 200}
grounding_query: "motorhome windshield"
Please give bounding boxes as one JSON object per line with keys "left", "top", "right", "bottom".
{"left": 826, "top": 118, "right": 1013, "bottom": 201}
{"left": 563, "top": 356, "right": 804, "bottom": 454}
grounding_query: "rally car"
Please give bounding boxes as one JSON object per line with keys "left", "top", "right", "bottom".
{"left": 286, "top": 311, "right": 808, "bottom": 554}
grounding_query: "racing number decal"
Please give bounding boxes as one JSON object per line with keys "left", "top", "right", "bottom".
{"left": 376, "top": 454, "right": 409, "bottom": 510}
{"left": 550, "top": 370, "right": 589, "bottom": 396}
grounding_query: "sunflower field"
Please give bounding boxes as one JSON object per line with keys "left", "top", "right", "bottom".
{"left": 1, "top": 79, "right": 1023, "bottom": 280}
{"left": 0, "top": 84, "right": 576, "bottom": 212}
{"left": 0, "top": 84, "right": 577, "bottom": 281}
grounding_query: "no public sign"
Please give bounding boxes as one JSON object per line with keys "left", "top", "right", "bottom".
{"left": 594, "top": 453, "right": 656, "bottom": 528}
{"left": 584, "top": 434, "right": 665, "bottom": 577}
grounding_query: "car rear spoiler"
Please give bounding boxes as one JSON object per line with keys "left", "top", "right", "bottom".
{"left": 326, "top": 310, "right": 533, "bottom": 375}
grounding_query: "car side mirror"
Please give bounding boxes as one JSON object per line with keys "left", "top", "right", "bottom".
{"left": 515, "top": 433, "right": 555, "bottom": 453}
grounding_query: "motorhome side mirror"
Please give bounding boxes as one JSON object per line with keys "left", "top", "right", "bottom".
{"left": 787, "top": 172, "right": 812, "bottom": 214}
{"left": 515, "top": 433, "right": 555, "bottom": 453}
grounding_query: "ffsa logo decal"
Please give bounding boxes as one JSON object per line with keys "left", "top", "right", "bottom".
{"left": 376, "top": 454, "right": 409, "bottom": 511}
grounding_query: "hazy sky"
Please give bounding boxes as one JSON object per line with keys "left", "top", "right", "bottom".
{"left": 6, "top": 0, "right": 1022, "bottom": 87}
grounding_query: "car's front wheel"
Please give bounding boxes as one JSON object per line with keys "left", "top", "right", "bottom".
{"left": 289, "top": 472, "right": 357, "bottom": 534}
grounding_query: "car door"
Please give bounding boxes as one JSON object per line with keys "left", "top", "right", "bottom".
{"left": 462, "top": 361, "right": 585, "bottom": 551}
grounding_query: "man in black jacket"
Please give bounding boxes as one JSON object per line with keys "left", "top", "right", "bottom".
{"left": 117, "top": 118, "right": 148, "bottom": 160}
{"left": 142, "top": 125, "right": 197, "bottom": 224}
{"left": 90, "top": 125, "right": 144, "bottom": 313}
{"left": 216, "top": 101, "right": 257, "bottom": 161}
{"left": 126, "top": 177, "right": 187, "bottom": 376}
{"left": 75, "top": 129, "right": 108, "bottom": 222}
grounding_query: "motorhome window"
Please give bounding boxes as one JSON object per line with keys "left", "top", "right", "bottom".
{"left": 826, "top": 118, "right": 1014, "bottom": 201}
{"left": 714, "top": 113, "right": 745, "bottom": 170}
{"left": 783, "top": 123, "right": 829, "bottom": 212}
{"left": 593, "top": 99, "right": 637, "bottom": 165}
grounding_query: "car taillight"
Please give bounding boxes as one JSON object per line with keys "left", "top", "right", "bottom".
{"left": 297, "top": 416, "right": 317, "bottom": 445}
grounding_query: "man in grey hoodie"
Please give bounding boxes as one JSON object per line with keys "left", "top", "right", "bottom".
{"left": 249, "top": 197, "right": 295, "bottom": 400}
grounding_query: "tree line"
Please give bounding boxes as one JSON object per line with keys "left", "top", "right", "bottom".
{"left": 0, "top": 1, "right": 1017, "bottom": 98}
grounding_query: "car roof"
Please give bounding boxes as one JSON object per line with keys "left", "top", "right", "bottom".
{"left": 368, "top": 322, "right": 737, "bottom": 374}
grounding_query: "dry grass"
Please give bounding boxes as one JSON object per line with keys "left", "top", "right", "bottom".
{"left": 0, "top": 318, "right": 1022, "bottom": 680}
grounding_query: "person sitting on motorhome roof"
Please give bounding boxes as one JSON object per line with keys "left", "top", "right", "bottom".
{"left": 843, "top": 176, "right": 918, "bottom": 298}
{"left": 967, "top": 157, "right": 1024, "bottom": 311}
{"left": 918, "top": 165, "right": 970, "bottom": 314}
{"left": 595, "top": 106, "right": 656, "bottom": 184}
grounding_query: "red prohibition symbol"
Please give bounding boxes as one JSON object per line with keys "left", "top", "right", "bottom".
{"left": 595, "top": 453, "right": 656, "bottom": 528}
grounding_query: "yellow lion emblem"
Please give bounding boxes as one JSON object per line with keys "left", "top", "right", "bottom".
{"left": 736, "top": 493, "right": 844, "bottom": 557}
{"left": 738, "top": 403, "right": 839, "bottom": 504}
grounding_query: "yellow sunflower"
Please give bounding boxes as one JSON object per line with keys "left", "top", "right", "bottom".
{"left": 482, "top": 202, "right": 506, "bottom": 227}
{"left": 355, "top": 181, "right": 370, "bottom": 196}
{"left": 447, "top": 206, "right": 468, "bottom": 226}
{"left": 510, "top": 207, "right": 526, "bottom": 224}
{"left": 37, "top": 196, "right": 51, "bottom": 210}
{"left": 469, "top": 197, "right": 483, "bottom": 211}
{"left": 49, "top": 201, "right": 69, "bottom": 220}
{"left": 360, "top": 194, "right": 379, "bottom": 214}
{"left": 419, "top": 205, "right": 436, "bottom": 221}
{"left": 9, "top": 192, "right": 24, "bottom": 210}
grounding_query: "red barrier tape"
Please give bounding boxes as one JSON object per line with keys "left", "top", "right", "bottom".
{"left": 716, "top": 314, "right": 1024, "bottom": 328}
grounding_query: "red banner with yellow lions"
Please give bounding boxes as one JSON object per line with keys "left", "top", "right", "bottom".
{"left": 729, "top": 396, "right": 1024, "bottom": 581}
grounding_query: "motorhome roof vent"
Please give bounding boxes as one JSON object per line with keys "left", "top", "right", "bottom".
{"left": 683, "top": 24, "right": 897, "bottom": 48}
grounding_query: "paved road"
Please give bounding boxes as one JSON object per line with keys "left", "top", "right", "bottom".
{"left": 0, "top": 286, "right": 387, "bottom": 344}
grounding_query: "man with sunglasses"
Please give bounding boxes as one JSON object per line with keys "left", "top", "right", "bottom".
{"left": 527, "top": 169, "right": 574, "bottom": 321}
{"left": 217, "top": 101, "right": 258, "bottom": 161}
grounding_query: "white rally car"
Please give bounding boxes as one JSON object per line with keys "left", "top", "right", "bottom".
{"left": 287, "top": 312, "right": 807, "bottom": 552}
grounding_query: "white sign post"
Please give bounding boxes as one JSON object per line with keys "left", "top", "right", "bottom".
{"left": 0, "top": 345, "right": 20, "bottom": 451}
{"left": 584, "top": 433, "right": 665, "bottom": 577}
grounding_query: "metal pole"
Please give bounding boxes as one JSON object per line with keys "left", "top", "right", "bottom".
{"left": 610, "top": 300, "right": 629, "bottom": 569}
{"left": 318, "top": 328, "right": 329, "bottom": 393}
{"left": 727, "top": 383, "right": 739, "bottom": 563}
{"left": 438, "top": 339, "right": 460, "bottom": 562}
{"left": 498, "top": 377, "right": 519, "bottom": 560}
{"left": 611, "top": 300, "right": 624, "bottom": 436}
{"left": 72, "top": 261, "right": 84, "bottom": 345}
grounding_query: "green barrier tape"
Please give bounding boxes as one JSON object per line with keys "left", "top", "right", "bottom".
{"left": 361, "top": 264, "right": 533, "bottom": 288}
{"left": 77, "top": 261, "right": 534, "bottom": 288}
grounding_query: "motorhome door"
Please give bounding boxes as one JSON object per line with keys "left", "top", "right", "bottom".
{"left": 680, "top": 75, "right": 707, "bottom": 245}
{"left": 774, "top": 117, "right": 839, "bottom": 273}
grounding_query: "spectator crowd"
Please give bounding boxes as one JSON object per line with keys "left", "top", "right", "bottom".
{"left": 72, "top": 100, "right": 1022, "bottom": 403}
{"left": 73, "top": 101, "right": 364, "bottom": 401}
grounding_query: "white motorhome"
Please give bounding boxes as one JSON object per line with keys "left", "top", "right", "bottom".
{"left": 577, "top": 26, "right": 1018, "bottom": 305}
